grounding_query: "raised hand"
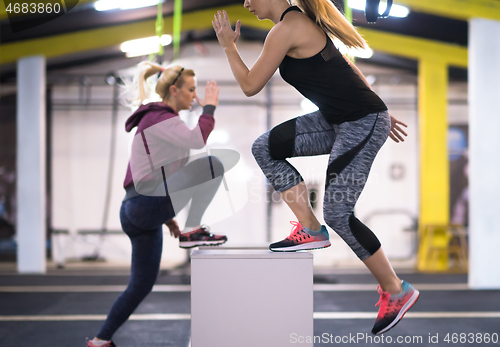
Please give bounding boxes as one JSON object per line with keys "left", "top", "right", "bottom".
{"left": 195, "top": 81, "right": 220, "bottom": 107}
{"left": 389, "top": 115, "right": 408, "bottom": 143}
{"left": 212, "top": 10, "right": 241, "bottom": 48}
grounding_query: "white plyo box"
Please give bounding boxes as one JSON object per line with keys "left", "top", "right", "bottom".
{"left": 191, "top": 249, "right": 313, "bottom": 347}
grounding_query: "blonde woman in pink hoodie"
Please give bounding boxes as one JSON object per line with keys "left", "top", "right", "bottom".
{"left": 87, "top": 63, "right": 227, "bottom": 347}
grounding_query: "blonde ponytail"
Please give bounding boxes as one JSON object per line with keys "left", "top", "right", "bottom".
{"left": 126, "top": 61, "right": 195, "bottom": 107}
{"left": 292, "top": 0, "right": 367, "bottom": 49}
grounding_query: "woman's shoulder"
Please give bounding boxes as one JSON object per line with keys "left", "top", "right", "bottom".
{"left": 277, "top": 9, "right": 312, "bottom": 30}
{"left": 267, "top": 11, "right": 314, "bottom": 47}
{"left": 276, "top": 11, "right": 328, "bottom": 59}
{"left": 279, "top": 11, "right": 324, "bottom": 38}
{"left": 138, "top": 105, "right": 180, "bottom": 130}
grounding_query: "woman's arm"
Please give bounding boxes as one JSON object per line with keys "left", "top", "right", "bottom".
{"left": 213, "top": 10, "right": 292, "bottom": 96}
{"left": 158, "top": 82, "right": 219, "bottom": 149}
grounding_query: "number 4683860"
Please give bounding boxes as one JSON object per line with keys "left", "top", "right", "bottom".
{"left": 5, "top": 2, "right": 62, "bottom": 14}
{"left": 444, "top": 333, "right": 499, "bottom": 344}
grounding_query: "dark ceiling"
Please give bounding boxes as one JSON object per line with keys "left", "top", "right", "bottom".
{"left": 0, "top": 0, "right": 469, "bottom": 83}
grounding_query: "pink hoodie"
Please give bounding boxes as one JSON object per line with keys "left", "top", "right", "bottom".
{"left": 123, "top": 102, "right": 215, "bottom": 189}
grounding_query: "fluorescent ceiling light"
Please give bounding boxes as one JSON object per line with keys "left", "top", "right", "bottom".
{"left": 94, "top": 0, "right": 162, "bottom": 11}
{"left": 347, "top": 0, "right": 410, "bottom": 18}
{"left": 334, "top": 39, "right": 374, "bottom": 59}
{"left": 346, "top": 46, "right": 373, "bottom": 59}
{"left": 121, "top": 35, "right": 172, "bottom": 58}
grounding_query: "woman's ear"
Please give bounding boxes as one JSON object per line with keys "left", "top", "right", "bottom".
{"left": 168, "top": 84, "right": 178, "bottom": 96}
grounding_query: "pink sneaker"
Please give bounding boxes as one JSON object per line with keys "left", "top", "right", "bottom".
{"left": 179, "top": 226, "right": 227, "bottom": 248}
{"left": 86, "top": 338, "right": 116, "bottom": 347}
{"left": 371, "top": 280, "right": 420, "bottom": 334}
{"left": 269, "top": 221, "right": 331, "bottom": 251}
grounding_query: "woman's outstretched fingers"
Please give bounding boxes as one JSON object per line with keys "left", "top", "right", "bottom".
{"left": 213, "top": 10, "right": 241, "bottom": 48}
{"left": 204, "top": 81, "right": 220, "bottom": 106}
{"left": 396, "top": 118, "right": 408, "bottom": 127}
{"left": 389, "top": 133, "right": 399, "bottom": 143}
{"left": 234, "top": 20, "right": 241, "bottom": 41}
{"left": 217, "top": 10, "right": 223, "bottom": 25}
{"left": 392, "top": 128, "right": 405, "bottom": 142}
{"left": 392, "top": 131, "right": 403, "bottom": 142}
{"left": 223, "top": 10, "right": 230, "bottom": 25}
{"left": 389, "top": 114, "right": 408, "bottom": 143}
{"left": 394, "top": 124, "right": 407, "bottom": 137}
{"left": 214, "top": 11, "right": 222, "bottom": 29}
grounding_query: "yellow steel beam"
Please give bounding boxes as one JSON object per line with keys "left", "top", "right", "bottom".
{"left": 0, "top": 5, "right": 265, "bottom": 65}
{"left": 4, "top": 0, "right": 499, "bottom": 23}
{"left": 396, "top": 0, "right": 500, "bottom": 21}
{"left": 0, "top": 19, "right": 156, "bottom": 64}
{"left": 357, "top": 27, "right": 468, "bottom": 68}
{"left": 417, "top": 56, "right": 450, "bottom": 271}
{"left": 0, "top": 4, "right": 468, "bottom": 66}
{"left": 3, "top": 0, "right": 499, "bottom": 22}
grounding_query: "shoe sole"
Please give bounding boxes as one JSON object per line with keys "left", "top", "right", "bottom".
{"left": 270, "top": 240, "right": 331, "bottom": 252}
{"left": 373, "top": 289, "right": 420, "bottom": 335}
{"left": 179, "top": 240, "right": 227, "bottom": 249}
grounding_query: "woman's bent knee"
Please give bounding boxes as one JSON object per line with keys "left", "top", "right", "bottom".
{"left": 251, "top": 132, "right": 270, "bottom": 158}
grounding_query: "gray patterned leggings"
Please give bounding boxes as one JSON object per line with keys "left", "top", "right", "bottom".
{"left": 251, "top": 110, "right": 391, "bottom": 260}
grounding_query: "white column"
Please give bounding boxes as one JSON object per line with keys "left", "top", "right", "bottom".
{"left": 468, "top": 19, "right": 500, "bottom": 289}
{"left": 16, "top": 56, "right": 46, "bottom": 274}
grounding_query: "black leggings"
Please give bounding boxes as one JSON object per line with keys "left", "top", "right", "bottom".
{"left": 251, "top": 111, "right": 390, "bottom": 260}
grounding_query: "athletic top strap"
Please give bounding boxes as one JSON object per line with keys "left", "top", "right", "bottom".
{"left": 280, "top": 6, "right": 302, "bottom": 21}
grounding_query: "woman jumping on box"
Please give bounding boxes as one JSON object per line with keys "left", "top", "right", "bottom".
{"left": 212, "top": 0, "right": 419, "bottom": 335}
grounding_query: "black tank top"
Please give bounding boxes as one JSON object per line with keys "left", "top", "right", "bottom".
{"left": 278, "top": 6, "right": 387, "bottom": 124}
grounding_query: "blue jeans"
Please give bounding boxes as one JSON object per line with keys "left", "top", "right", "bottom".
{"left": 96, "top": 156, "right": 223, "bottom": 340}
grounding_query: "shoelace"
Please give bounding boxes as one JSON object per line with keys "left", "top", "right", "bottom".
{"left": 286, "top": 221, "right": 312, "bottom": 242}
{"left": 198, "top": 225, "right": 214, "bottom": 237}
{"left": 375, "top": 286, "right": 391, "bottom": 315}
{"left": 184, "top": 225, "right": 211, "bottom": 236}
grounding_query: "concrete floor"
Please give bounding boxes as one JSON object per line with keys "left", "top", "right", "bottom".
{"left": 0, "top": 264, "right": 499, "bottom": 347}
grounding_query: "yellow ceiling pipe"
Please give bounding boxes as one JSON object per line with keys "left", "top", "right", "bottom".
{"left": 357, "top": 28, "right": 468, "bottom": 67}
{"left": 0, "top": 6, "right": 263, "bottom": 65}
{"left": 395, "top": 0, "right": 500, "bottom": 21}
{"left": 4, "top": 0, "right": 499, "bottom": 23}
{"left": 1, "top": 4, "right": 469, "bottom": 66}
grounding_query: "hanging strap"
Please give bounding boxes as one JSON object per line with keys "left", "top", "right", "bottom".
{"left": 150, "top": 0, "right": 164, "bottom": 62}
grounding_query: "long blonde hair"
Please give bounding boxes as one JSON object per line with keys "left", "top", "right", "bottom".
{"left": 292, "top": 0, "right": 367, "bottom": 49}
{"left": 127, "top": 61, "right": 195, "bottom": 106}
